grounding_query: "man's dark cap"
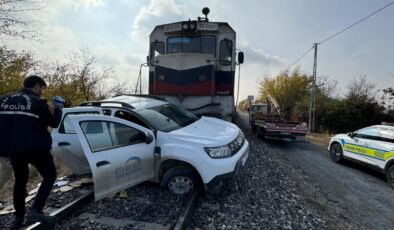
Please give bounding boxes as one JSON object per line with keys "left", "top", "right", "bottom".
{"left": 23, "top": 75, "right": 47, "bottom": 88}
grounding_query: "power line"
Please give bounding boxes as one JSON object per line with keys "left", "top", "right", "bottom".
{"left": 287, "top": 46, "right": 314, "bottom": 71}
{"left": 285, "top": 2, "right": 393, "bottom": 72}
{"left": 318, "top": 1, "right": 394, "bottom": 45}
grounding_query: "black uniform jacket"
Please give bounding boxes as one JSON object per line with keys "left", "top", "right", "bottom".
{"left": 0, "top": 89, "right": 62, "bottom": 157}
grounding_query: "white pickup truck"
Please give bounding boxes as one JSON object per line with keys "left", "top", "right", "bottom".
{"left": 51, "top": 95, "right": 249, "bottom": 200}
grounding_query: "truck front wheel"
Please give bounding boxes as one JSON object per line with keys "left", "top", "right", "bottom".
{"left": 160, "top": 166, "right": 201, "bottom": 195}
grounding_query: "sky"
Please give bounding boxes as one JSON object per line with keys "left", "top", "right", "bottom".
{"left": 4, "top": 0, "right": 394, "bottom": 101}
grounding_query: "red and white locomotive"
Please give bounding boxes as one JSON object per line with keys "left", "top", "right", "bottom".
{"left": 148, "top": 8, "right": 244, "bottom": 121}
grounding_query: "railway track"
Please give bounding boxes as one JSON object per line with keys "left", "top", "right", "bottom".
{"left": 0, "top": 173, "right": 201, "bottom": 230}
{"left": 23, "top": 185, "right": 200, "bottom": 230}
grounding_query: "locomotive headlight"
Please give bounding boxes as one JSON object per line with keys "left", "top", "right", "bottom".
{"left": 198, "top": 75, "right": 206, "bottom": 82}
{"left": 189, "top": 23, "right": 196, "bottom": 30}
{"left": 204, "top": 146, "right": 232, "bottom": 158}
{"left": 182, "top": 23, "right": 189, "bottom": 30}
{"left": 158, "top": 74, "right": 165, "bottom": 81}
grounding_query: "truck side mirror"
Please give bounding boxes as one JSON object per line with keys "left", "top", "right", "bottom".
{"left": 145, "top": 132, "right": 154, "bottom": 144}
{"left": 238, "top": 52, "right": 244, "bottom": 64}
{"left": 348, "top": 132, "right": 354, "bottom": 138}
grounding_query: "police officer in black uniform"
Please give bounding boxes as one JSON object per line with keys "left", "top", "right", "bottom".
{"left": 0, "top": 75, "right": 63, "bottom": 229}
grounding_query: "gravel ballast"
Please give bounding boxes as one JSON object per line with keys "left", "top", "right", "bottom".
{"left": 188, "top": 118, "right": 326, "bottom": 229}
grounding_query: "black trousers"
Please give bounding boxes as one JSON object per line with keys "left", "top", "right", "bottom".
{"left": 10, "top": 151, "right": 57, "bottom": 218}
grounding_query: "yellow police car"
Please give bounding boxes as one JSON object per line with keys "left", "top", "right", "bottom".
{"left": 328, "top": 125, "right": 394, "bottom": 188}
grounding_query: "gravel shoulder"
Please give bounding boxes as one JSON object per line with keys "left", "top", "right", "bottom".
{"left": 188, "top": 114, "right": 328, "bottom": 229}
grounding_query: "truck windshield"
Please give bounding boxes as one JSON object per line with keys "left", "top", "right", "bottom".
{"left": 136, "top": 103, "right": 199, "bottom": 132}
{"left": 167, "top": 36, "right": 216, "bottom": 56}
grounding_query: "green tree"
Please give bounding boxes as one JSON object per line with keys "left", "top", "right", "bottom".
{"left": 0, "top": 46, "right": 34, "bottom": 95}
{"left": 39, "top": 47, "right": 118, "bottom": 106}
{"left": 293, "top": 75, "right": 339, "bottom": 132}
{"left": 258, "top": 68, "right": 311, "bottom": 120}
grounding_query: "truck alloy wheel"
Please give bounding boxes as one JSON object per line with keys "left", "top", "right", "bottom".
{"left": 387, "top": 165, "right": 394, "bottom": 189}
{"left": 161, "top": 166, "right": 200, "bottom": 195}
{"left": 168, "top": 176, "right": 194, "bottom": 194}
{"left": 330, "top": 143, "right": 343, "bottom": 163}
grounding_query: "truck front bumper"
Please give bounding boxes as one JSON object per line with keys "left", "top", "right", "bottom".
{"left": 204, "top": 145, "right": 249, "bottom": 191}
{"left": 264, "top": 130, "right": 307, "bottom": 138}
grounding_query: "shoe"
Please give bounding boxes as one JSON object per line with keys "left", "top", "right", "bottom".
{"left": 10, "top": 216, "right": 23, "bottom": 230}
{"left": 27, "top": 208, "right": 58, "bottom": 224}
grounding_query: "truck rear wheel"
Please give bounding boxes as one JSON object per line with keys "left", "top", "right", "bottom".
{"left": 330, "top": 143, "right": 343, "bottom": 163}
{"left": 160, "top": 166, "right": 200, "bottom": 195}
{"left": 256, "top": 127, "right": 265, "bottom": 139}
{"left": 387, "top": 165, "right": 394, "bottom": 189}
{"left": 251, "top": 124, "right": 256, "bottom": 132}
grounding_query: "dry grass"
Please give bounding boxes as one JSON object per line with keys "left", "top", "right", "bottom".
{"left": 305, "top": 133, "right": 333, "bottom": 148}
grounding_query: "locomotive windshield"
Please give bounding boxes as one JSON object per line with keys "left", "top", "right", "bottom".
{"left": 167, "top": 35, "right": 216, "bottom": 56}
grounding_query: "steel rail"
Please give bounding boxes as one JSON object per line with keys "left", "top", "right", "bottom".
{"left": 23, "top": 187, "right": 200, "bottom": 230}
{"left": 25, "top": 189, "right": 94, "bottom": 230}
{"left": 173, "top": 188, "right": 200, "bottom": 230}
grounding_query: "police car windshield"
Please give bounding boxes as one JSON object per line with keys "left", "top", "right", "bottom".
{"left": 136, "top": 103, "right": 198, "bottom": 132}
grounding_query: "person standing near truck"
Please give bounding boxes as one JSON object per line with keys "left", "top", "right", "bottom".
{"left": 0, "top": 75, "right": 63, "bottom": 229}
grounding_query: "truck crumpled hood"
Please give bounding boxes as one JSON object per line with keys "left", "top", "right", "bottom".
{"left": 168, "top": 117, "right": 239, "bottom": 146}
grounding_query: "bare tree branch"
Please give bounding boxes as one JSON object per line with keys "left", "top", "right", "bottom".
{"left": 0, "top": 0, "right": 45, "bottom": 40}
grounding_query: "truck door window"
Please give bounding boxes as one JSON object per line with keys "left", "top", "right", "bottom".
{"left": 59, "top": 112, "right": 99, "bottom": 134}
{"left": 150, "top": 41, "right": 164, "bottom": 65}
{"left": 80, "top": 121, "right": 144, "bottom": 153}
{"left": 219, "top": 39, "right": 233, "bottom": 66}
{"left": 114, "top": 110, "right": 150, "bottom": 129}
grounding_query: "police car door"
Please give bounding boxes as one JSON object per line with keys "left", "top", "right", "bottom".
{"left": 364, "top": 127, "right": 393, "bottom": 169}
{"left": 51, "top": 107, "right": 103, "bottom": 175}
{"left": 69, "top": 114, "right": 155, "bottom": 200}
{"left": 346, "top": 127, "right": 381, "bottom": 165}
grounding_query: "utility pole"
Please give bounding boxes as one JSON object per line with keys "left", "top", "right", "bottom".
{"left": 308, "top": 43, "right": 318, "bottom": 133}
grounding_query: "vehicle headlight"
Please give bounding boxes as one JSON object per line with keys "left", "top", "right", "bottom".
{"left": 204, "top": 146, "right": 232, "bottom": 159}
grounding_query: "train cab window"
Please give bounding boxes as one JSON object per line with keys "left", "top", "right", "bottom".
{"left": 150, "top": 41, "right": 165, "bottom": 65}
{"left": 114, "top": 110, "right": 149, "bottom": 129}
{"left": 167, "top": 36, "right": 216, "bottom": 56}
{"left": 219, "top": 39, "right": 233, "bottom": 66}
{"left": 201, "top": 36, "right": 216, "bottom": 56}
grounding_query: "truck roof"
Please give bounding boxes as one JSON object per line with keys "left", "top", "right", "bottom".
{"left": 102, "top": 95, "right": 168, "bottom": 111}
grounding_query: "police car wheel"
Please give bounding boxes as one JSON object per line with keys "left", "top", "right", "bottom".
{"left": 160, "top": 166, "right": 200, "bottom": 195}
{"left": 330, "top": 143, "right": 343, "bottom": 163}
{"left": 387, "top": 165, "right": 394, "bottom": 189}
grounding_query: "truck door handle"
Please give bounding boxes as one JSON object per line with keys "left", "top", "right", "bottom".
{"left": 58, "top": 142, "right": 71, "bottom": 146}
{"left": 96, "top": 161, "right": 110, "bottom": 167}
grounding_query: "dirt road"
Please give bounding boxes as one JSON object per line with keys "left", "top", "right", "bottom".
{"left": 240, "top": 112, "right": 394, "bottom": 229}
